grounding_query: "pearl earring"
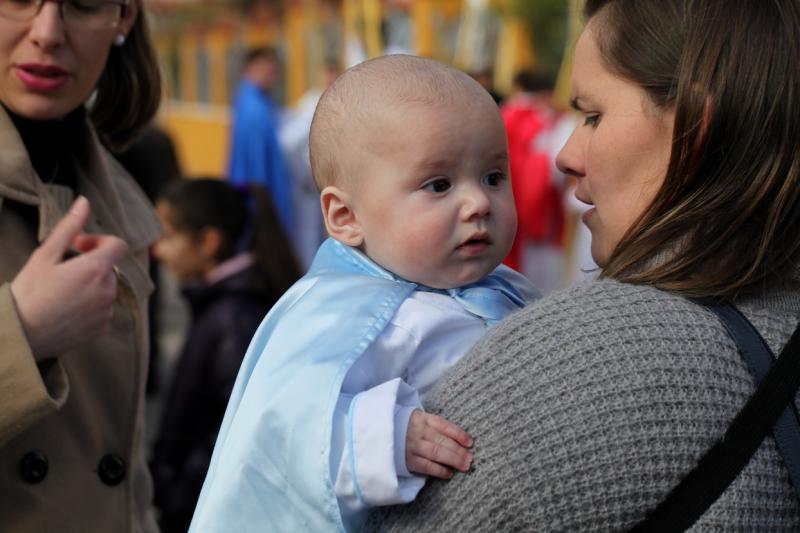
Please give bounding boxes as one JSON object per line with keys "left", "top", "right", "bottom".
{"left": 114, "top": 33, "right": 126, "bottom": 47}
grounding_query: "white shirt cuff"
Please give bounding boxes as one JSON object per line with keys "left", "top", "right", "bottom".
{"left": 393, "top": 404, "right": 418, "bottom": 478}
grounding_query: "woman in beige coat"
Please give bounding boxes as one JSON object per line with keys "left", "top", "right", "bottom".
{"left": 0, "top": 1, "right": 162, "bottom": 531}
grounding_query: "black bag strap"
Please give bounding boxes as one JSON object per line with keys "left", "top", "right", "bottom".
{"left": 706, "top": 304, "right": 800, "bottom": 491}
{"left": 631, "top": 302, "right": 800, "bottom": 532}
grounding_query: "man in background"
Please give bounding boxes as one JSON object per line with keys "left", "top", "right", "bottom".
{"left": 228, "top": 47, "right": 292, "bottom": 232}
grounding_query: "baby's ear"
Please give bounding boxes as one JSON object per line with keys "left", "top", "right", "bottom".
{"left": 320, "top": 186, "right": 363, "bottom": 247}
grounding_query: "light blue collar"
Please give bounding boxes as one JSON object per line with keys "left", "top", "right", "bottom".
{"left": 312, "top": 239, "right": 536, "bottom": 326}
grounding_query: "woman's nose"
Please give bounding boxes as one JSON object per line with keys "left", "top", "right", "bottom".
{"left": 556, "top": 129, "right": 585, "bottom": 178}
{"left": 28, "top": 2, "right": 66, "bottom": 51}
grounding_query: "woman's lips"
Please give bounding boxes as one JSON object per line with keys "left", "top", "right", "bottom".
{"left": 582, "top": 207, "right": 596, "bottom": 225}
{"left": 574, "top": 190, "right": 595, "bottom": 225}
{"left": 15, "top": 64, "right": 70, "bottom": 92}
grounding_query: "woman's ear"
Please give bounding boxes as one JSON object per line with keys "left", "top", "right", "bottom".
{"left": 320, "top": 185, "right": 363, "bottom": 247}
{"left": 118, "top": 0, "right": 139, "bottom": 37}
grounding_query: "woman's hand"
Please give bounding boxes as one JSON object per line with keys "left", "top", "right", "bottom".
{"left": 10, "top": 197, "right": 128, "bottom": 360}
{"left": 406, "top": 410, "right": 474, "bottom": 479}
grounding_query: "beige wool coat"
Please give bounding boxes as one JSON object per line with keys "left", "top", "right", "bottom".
{"left": 0, "top": 107, "right": 161, "bottom": 533}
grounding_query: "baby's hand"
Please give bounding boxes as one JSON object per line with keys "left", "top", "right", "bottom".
{"left": 405, "top": 410, "right": 473, "bottom": 479}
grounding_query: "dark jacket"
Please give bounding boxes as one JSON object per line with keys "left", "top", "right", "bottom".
{"left": 151, "top": 261, "right": 278, "bottom": 532}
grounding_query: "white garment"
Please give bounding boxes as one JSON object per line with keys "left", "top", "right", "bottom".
{"left": 330, "top": 291, "right": 486, "bottom": 527}
{"left": 278, "top": 90, "right": 326, "bottom": 271}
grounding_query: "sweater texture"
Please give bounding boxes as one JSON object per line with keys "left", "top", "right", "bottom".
{"left": 368, "top": 276, "right": 800, "bottom": 531}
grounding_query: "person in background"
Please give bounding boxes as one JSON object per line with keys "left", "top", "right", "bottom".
{"left": 0, "top": 0, "right": 162, "bottom": 531}
{"left": 279, "top": 59, "right": 341, "bottom": 270}
{"left": 228, "top": 47, "right": 292, "bottom": 233}
{"left": 501, "top": 70, "right": 566, "bottom": 294}
{"left": 370, "top": 0, "right": 800, "bottom": 529}
{"left": 150, "top": 178, "right": 300, "bottom": 533}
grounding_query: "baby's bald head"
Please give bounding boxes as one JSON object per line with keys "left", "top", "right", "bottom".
{"left": 309, "top": 55, "right": 495, "bottom": 191}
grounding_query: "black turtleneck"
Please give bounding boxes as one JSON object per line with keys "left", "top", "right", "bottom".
{"left": 6, "top": 105, "right": 85, "bottom": 191}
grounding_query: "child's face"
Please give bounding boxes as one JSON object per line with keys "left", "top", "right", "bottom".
{"left": 350, "top": 99, "right": 516, "bottom": 289}
{"left": 152, "top": 201, "right": 213, "bottom": 284}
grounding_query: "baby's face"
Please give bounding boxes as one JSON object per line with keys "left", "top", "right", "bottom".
{"left": 349, "top": 99, "right": 516, "bottom": 289}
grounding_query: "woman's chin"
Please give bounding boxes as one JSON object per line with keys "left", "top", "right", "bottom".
{"left": 590, "top": 243, "right": 609, "bottom": 268}
{"left": 2, "top": 94, "right": 78, "bottom": 122}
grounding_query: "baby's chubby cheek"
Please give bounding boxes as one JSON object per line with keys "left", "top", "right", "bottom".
{"left": 381, "top": 228, "right": 446, "bottom": 280}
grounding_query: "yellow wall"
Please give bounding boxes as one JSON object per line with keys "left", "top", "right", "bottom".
{"left": 159, "top": 102, "right": 230, "bottom": 178}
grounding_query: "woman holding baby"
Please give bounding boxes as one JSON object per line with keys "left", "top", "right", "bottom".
{"left": 372, "top": 0, "right": 800, "bottom": 529}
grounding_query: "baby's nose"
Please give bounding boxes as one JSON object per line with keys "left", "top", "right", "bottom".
{"left": 461, "top": 188, "right": 491, "bottom": 220}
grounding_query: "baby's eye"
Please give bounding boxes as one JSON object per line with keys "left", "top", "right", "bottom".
{"left": 482, "top": 172, "right": 507, "bottom": 188}
{"left": 583, "top": 114, "right": 600, "bottom": 127}
{"left": 423, "top": 178, "right": 451, "bottom": 193}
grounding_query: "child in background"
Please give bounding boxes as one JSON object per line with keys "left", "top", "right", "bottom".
{"left": 191, "top": 56, "right": 538, "bottom": 533}
{"left": 150, "top": 179, "right": 300, "bottom": 533}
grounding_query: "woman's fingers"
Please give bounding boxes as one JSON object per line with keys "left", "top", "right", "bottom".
{"left": 37, "top": 196, "right": 91, "bottom": 263}
{"left": 72, "top": 233, "right": 128, "bottom": 267}
{"left": 9, "top": 199, "right": 129, "bottom": 359}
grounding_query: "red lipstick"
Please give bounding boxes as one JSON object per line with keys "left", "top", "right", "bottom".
{"left": 16, "top": 63, "right": 70, "bottom": 92}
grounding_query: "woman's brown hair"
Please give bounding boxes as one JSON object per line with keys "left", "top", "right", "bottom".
{"left": 584, "top": 0, "right": 800, "bottom": 298}
{"left": 91, "top": 2, "right": 162, "bottom": 152}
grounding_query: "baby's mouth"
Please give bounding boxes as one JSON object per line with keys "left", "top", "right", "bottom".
{"left": 458, "top": 233, "right": 492, "bottom": 250}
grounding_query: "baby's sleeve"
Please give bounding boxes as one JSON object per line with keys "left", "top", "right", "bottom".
{"left": 330, "top": 291, "right": 481, "bottom": 527}
{"left": 334, "top": 378, "right": 425, "bottom": 508}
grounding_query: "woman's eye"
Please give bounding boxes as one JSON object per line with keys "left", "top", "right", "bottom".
{"left": 583, "top": 114, "right": 600, "bottom": 127}
{"left": 482, "top": 172, "right": 506, "bottom": 188}
{"left": 423, "top": 178, "right": 451, "bottom": 193}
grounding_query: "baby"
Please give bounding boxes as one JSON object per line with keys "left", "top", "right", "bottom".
{"left": 190, "top": 55, "right": 538, "bottom": 533}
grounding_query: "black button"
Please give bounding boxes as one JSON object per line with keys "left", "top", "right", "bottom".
{"left": 20, "top": 450, "right": 48, "bottom": 484}
{"left": 98, "top": 454, "right": 126, "bottom": 486}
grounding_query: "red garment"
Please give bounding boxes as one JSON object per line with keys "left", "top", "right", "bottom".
{"left": 501, "top": 98, "right": 565, "bottom": 271}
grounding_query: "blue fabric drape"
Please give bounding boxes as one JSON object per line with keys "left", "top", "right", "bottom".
{"left": 191, "top": 239, "right": 537, "bottom": 532}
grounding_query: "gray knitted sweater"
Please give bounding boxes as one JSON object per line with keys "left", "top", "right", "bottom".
{"left": 369, "top": 277, "right": 800, "bottom": 531}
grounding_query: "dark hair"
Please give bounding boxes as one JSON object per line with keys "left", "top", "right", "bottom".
{"left": 244, "top": 46, "right": 280, "bottom": 67}
{"left": 512, "top": 70, "right": 554, "bottom": 93}
{"left": 158, "top": 179, "right": 301, "bottom": 296}
{"left": 91, "top": 5, "right": 162, "bottom": 152}
{"left": 584, "top": 0, "right": 800, "bottom": 298}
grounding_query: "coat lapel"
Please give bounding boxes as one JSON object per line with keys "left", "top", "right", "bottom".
{"left": 0, "top": 105, "right": 160, "bottom": 298}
